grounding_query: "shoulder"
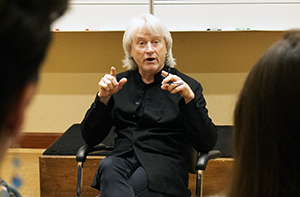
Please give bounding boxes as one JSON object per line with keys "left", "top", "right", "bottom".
{"left": 0, "top": 179, "right": 21, "bottom": 197}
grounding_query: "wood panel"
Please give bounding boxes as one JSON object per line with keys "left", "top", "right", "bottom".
{"left": 16, "top": 133, "right": 62, "bottom": 149}
{"left": 40, "top": 155, "right": 233, "bottom": 197}
{"left": 43, "top": 31, "right": 284, "bottom": 73}
{"left": 40, "top": 155, "right": 103, "bottom": 197}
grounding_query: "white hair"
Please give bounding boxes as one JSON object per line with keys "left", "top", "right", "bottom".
{"left": 122, "top": 14, "right": 176, "bottom": 70}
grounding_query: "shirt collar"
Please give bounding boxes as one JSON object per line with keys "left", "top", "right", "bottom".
{"left": 133, "top": 65, "right": 171, "bottom": 85}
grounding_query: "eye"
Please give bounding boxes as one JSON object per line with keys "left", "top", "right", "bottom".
{"left": 138, "top": 41, "right": 145, "bottom": 46}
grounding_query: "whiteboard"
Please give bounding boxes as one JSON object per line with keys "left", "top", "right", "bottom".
{"left": 70, "top": 0, "right": 300, "bottom": 2}
{"left": 71, "top": 0, "right": 148, "bottom": 3}
{"left": 155, "top": 4, "right": 300, "bottom": 31}
{"left": 155, "top": 0, "right": 300, "bottom": 2}
{"left": 51, "top": 0, "right": 300, "bottom": 31}
{"left": 51, "top": 4, "right": 149, "bottom": 31}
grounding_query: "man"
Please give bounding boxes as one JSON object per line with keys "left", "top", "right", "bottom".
{"left": 81, "top": 14, "right": 217, "bottom": 197}
{"left": 0, "top": 0, "right": 68, "bottom": 196}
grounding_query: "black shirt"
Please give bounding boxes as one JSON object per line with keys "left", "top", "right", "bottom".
{"left": 81, "top": 66, "right": 217, "bottom": 196}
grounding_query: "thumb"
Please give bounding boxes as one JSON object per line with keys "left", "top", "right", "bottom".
{"left": 118, "top": 78, "right": 127, "bottom": 89}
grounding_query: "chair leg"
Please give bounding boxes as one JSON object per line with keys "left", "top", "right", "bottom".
{"left": 195, "top": 170, "right": 203, "bottom": 197}
{"left": 77, "top": 162, "right": 83, "bottom": 197}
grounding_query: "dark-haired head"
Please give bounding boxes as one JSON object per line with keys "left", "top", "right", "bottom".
{"left": 0, "top": 0, "right": 68, "bottom": 129}
{"left": 0, "top": 0, "right": 68, "bottom": 163}
{"left": 229, "top": 30, "right": 300, "bottom": 197}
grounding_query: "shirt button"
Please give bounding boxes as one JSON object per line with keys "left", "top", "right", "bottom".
{"left": 196, "top": 102, "right": 200, "bottom": 108}
{"left": 135, "top": 101, "right": 140, "bottom": 106}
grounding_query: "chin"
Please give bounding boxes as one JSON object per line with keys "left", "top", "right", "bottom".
{"left": 146, "top": 63, "right": 163, "bottom": 70}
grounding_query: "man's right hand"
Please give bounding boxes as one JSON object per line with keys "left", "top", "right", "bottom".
{"left": 98, "top": 67, "right": 127, "bottom": 105}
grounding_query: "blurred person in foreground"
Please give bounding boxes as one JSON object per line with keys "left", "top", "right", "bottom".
{"left": 0, "top": 0, "right": 68, "bottom": 196}
{"left": 81, "top": 13, "right": 217, "bottom": 197}
{"left": 228, "top": 30, "right": 300, "bottom": 197}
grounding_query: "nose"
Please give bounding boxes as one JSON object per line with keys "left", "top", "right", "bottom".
{"left": 146, "top": 42, "right": 154, "bottom": 53}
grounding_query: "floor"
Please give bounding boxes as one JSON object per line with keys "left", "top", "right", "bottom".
{"left": 0, "top": 148, "right": 45, "bottom": 197}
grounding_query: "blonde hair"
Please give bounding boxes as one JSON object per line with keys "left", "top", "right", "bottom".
{"left": 122, "top": 14, "right": 176, "bottom": 70}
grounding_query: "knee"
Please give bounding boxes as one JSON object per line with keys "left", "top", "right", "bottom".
{"left": 99, "top": 156, "right": 118, "bottom": 171}
{"left": 100, "top": 156, "right": 114, "bottom": 167}
{"left": 97, "top": 156, "right": 128, "bottom": 182}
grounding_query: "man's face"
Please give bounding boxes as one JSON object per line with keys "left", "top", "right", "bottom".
{"left": 130, "top": 28, "right": 167, "bottom": 76}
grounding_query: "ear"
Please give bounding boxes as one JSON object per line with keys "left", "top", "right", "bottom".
{"left": 4, "top": 83, "right": 36, "bottom": 139}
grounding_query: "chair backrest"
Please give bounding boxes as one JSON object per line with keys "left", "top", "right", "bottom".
{"left": 186, "top": 144, "right": 199, "bottom": 174}
{"left": 185, "top": 125, "right": 233, "bottom": 174}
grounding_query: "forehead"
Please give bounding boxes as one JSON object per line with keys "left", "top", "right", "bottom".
{"left": 133, "top": 27, "right": 163, "bottom": 40}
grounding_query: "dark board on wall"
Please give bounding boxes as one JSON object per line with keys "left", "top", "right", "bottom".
{"left": 43, "top": 124, "right": 233, "bottom": 158}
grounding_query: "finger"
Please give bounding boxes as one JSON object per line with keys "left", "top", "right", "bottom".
{"left": 103, "top": 77, "right": 116, "bottom": 90}
{"left": 102, "top": 74, "right": 118, "bottom": 90}
{"left": 99, "top": 79, "right": 111, "bottom": 91}
{"left": 104, "top": 73, "right": 118, "bottom": 86}
{"left": 110, "top": 67, "right": 116, "bottom": 77}
{"left": 161, "top": 84, "right": 169, "bottom": 90}
{"left": 169, "top": 83, "right": 184, "bottom": 94}
{"left": 161, "top": 71, "right": 172, "bottom": 85}
{"left": 118, "top": 78, "right": 127, "bottom": 89}
{"left": 161, "top": 70, "right": 168, "bottom": 77}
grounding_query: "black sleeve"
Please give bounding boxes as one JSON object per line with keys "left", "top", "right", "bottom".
{"left": 80, "top": 94, "right": 114, "bottom": 146}
{"left": 180, "top": 82, "right": 218, "bottom": 152}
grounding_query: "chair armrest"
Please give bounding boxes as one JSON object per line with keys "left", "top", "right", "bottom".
{"left": 76, "top": 143, "right": 106, "bottom": 163}
{"left": 196, "top": 150, "right": 222, "bottom": 171}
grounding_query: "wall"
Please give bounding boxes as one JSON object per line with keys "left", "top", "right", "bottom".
{"left": 22, "top": 31, "right": 284, "bottom": 133}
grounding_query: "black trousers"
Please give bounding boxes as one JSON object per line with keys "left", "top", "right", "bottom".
{"left": 92, "top": 151, "right": 172, "bottom": 197}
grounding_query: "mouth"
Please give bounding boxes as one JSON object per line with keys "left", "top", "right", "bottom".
{"left": 145, "top": 57, "right": 155, "bottom": 62}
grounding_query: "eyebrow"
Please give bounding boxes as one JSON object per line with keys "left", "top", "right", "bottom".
{"left": 135, "top": 36, "right": 145, "bottom": 40}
